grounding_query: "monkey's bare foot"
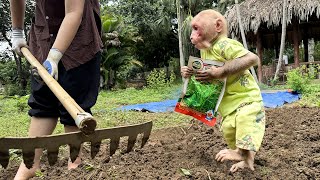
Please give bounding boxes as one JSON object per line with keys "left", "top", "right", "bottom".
{"left": 215, "top": 149, "right": 243, "bottom": 162}
{"left": 230, "top": 160, "right": 254, "bottom": 173}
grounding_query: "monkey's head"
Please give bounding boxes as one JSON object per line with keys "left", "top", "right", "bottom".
{"left": 190, "top": 9, "right": 228, "bottom": 50}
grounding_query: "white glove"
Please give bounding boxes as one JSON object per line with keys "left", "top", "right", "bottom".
{"left": 11, "top": 28, "right": 27, "bottom": 56}
{"left": 43, "top": 48, "right": 63, "bottom": 80}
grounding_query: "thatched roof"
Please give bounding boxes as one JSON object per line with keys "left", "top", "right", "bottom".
{"left": 225, "top": 0, "right": 320, "bottom": 37}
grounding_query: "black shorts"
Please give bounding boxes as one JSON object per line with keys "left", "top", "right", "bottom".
{"left": 28, "top": 52, "right": 101, "bottom": 126}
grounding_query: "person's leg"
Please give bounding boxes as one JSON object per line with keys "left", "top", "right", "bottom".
{"left": 64, "top": 125, "right": 82, "bottom": 170}
{"left": 14, "top": 117, "right": 57, "bottom": 180}
{"left": 58, "top": 52, "right": 101, "bottom": 170}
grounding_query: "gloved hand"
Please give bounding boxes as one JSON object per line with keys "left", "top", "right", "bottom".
{"left": 42, "top": 48, "right": 63, "bottom": 80}
{"left": 11, "top": 28, "right": 28, "bottom": 56}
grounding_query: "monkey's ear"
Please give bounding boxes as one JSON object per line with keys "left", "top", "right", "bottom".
{"left": 215, "top": 19, "right": 224, "bottom": 33}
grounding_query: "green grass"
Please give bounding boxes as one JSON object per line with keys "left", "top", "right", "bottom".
{"left": 258, "top": 83, "right": 289, "bottom": 91}
{"left": 0, "top": 80, "right": 319, "bottom": 138}
{"left": 92, "top": 84, "right": 188, "bottom": 130}
{"left": 0, "top": 84, "right": 189, "bottom": 137}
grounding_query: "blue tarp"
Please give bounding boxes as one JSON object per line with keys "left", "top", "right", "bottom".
{"left": 262, "top": 91, "right": 300, "bottom": 108}
{"left": 119, "top": 99, "right": 178, "bottom": 113}
{"left": 118, "top": 91, "right": 300, "bottom": 112}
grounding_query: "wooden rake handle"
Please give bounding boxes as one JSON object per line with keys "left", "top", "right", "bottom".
{"left": 21, "top": 47, "right": 96, "bottom": 135}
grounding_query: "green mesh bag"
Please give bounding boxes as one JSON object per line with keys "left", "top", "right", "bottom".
{"left": 175, "top": 56, "right": 226, "bottom": 126}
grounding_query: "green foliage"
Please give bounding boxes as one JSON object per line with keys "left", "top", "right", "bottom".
{"left": 105, "top": 0, "right": 179, "bottom": 70}
{"left": 100, "top": 13, "right": 143, "bottom": 89}
{"left": 286, "top": 66, "right": 312, "bottom": 93}
{"left": 0, "top": 59, "right": 30, "bottom": 96}
{"left": 169, "top": 70, "right": 177, "bottom": 84}
{"left": 169, "top": 57, "right": 182, "bottom": 77}
{"left": 84, "top": 163, "right": 95, "bottom": 172}
{"left": 269, "top": 78, "right": 279, "bottom": 87}
{"left": 298, "top": 79, "right": 320, "bottom": 107}
{"left": 0, "top": 60, "right": 18, "bottom": 85}
{"left": 16, "top": 95, "right": 29, "bottom": 112}
{"left": 0, "top": 0, "right": 34, "bottom": 40}
{"left": 4, "top": 84, "right": 26, "bottom": 96}
{"left": 146, "top": 69, "right": 176, "bottom": 89}
{"left": 35, "top": 170, "right": 44, "bottom": 178}
{"left": 102, "top": 14, "right": 120, "bottom": 32}
{"left": 146, "top": 69, "right": 167, "bottom": 88}
{"left": 313, "top": 41, "right": 320, "bottom": 61}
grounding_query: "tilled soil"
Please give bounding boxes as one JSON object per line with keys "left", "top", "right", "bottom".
{"left": 1, "top": 107, "right": 319, "bottom": 179}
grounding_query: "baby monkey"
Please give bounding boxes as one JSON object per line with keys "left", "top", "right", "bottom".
{"left": 181, "top": 9, "right": 266, "bottom": 173}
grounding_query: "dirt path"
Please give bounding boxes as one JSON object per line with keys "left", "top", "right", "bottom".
{"left": 1, "top": 107, "right": 319, "bottom": 179}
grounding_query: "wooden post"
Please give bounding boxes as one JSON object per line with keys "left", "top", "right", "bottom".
{"left": 303, "top": 26, "right": 309, "bottom": 62}
{"left": 256, "top": 31, "right": 263, "bottom": 82}
{"left": 274, "top": 32, "right": 279, "bottom": 58}
{"left": 292, "top": 17, "right": 300, "bottom": 68}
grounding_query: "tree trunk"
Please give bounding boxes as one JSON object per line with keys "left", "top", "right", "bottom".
{"left": 308, "top": 38, "right": 315, "bottom": 62}
{"left": 107, "top": 69, "right": 115, "bottom": 90}
{"left": 13, "top": 52, "right": 27, "bottom": 88}
{"left": 303, "top": 27, "right": 309, "bottom": 62}
{"left": 176, "top": 0, "right": 185, "bottom": 79}
{"left": 256, "top": 31, "right": 263, "bottom": 82}
{"left": 274, "top": 0, "right": 287, "bottom": 81}
{"left": 292, "top": 17, "right": 300, "bottom": 68}
{"left": 235, "top": 0, "right": 258, "bottom": 83}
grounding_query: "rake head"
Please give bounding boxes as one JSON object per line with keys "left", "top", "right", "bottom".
{"left": 0, "top": 121, "right": 152, "bottom": 169}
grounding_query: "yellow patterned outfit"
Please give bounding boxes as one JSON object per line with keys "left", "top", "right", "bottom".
{"left": 200, "top": 36, "right": 266, "bottom": 152}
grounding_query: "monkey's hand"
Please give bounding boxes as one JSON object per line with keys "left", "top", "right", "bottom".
{"left": 195, "top": 66, "right": 224, "bottom": 82}
{"left": 181, "top": 66, "right": 193, "bottom": 78}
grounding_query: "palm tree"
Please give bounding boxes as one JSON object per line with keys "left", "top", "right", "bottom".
{"left": 273, "top": 0, "right": 287, "bottom": 82}
{"left": 101, "top": 14, "right": 143, "bottom": 89}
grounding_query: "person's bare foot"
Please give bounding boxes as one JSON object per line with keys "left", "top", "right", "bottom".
{"left": 215, "top": 149, "right": 243, "bottom": 162}
{"left": 230, "top": 160, "right": 255, "bottom": 173}
{"left": 68, "top": 157, "right": 81, "bottom": 170}
{"left": 14, "top": 162, "right": 40, "bottom": 180}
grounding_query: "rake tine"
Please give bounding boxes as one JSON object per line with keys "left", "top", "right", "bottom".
{"left": 0, "top": 150, "right": 9, "bottom": 169}
{"left": 141, "top": 126, "right": 152, "bottom": 148}
{"left": 47, "top": 149, "right": 59, "bottom": 166}
{"left": 109, "top": 138, "right": 120, "bottom": 156}
{"left": 90, "top": 141, "right": 101, "bottom": 159}
{"left": 126, "top": 136, "right": 137, "bottom": 153}
{"left": 0, "top": 121, "right": 153, "bottom": 169}
{"left": 69, "top": 144, "right": 81, "bottom": 163}
{"left": 22, "top": 150, "right": 35, "bottom": 169}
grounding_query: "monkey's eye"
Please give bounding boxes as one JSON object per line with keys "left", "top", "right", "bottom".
{"left": 192, "top": 25, "right": 199, "bottom": 31}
